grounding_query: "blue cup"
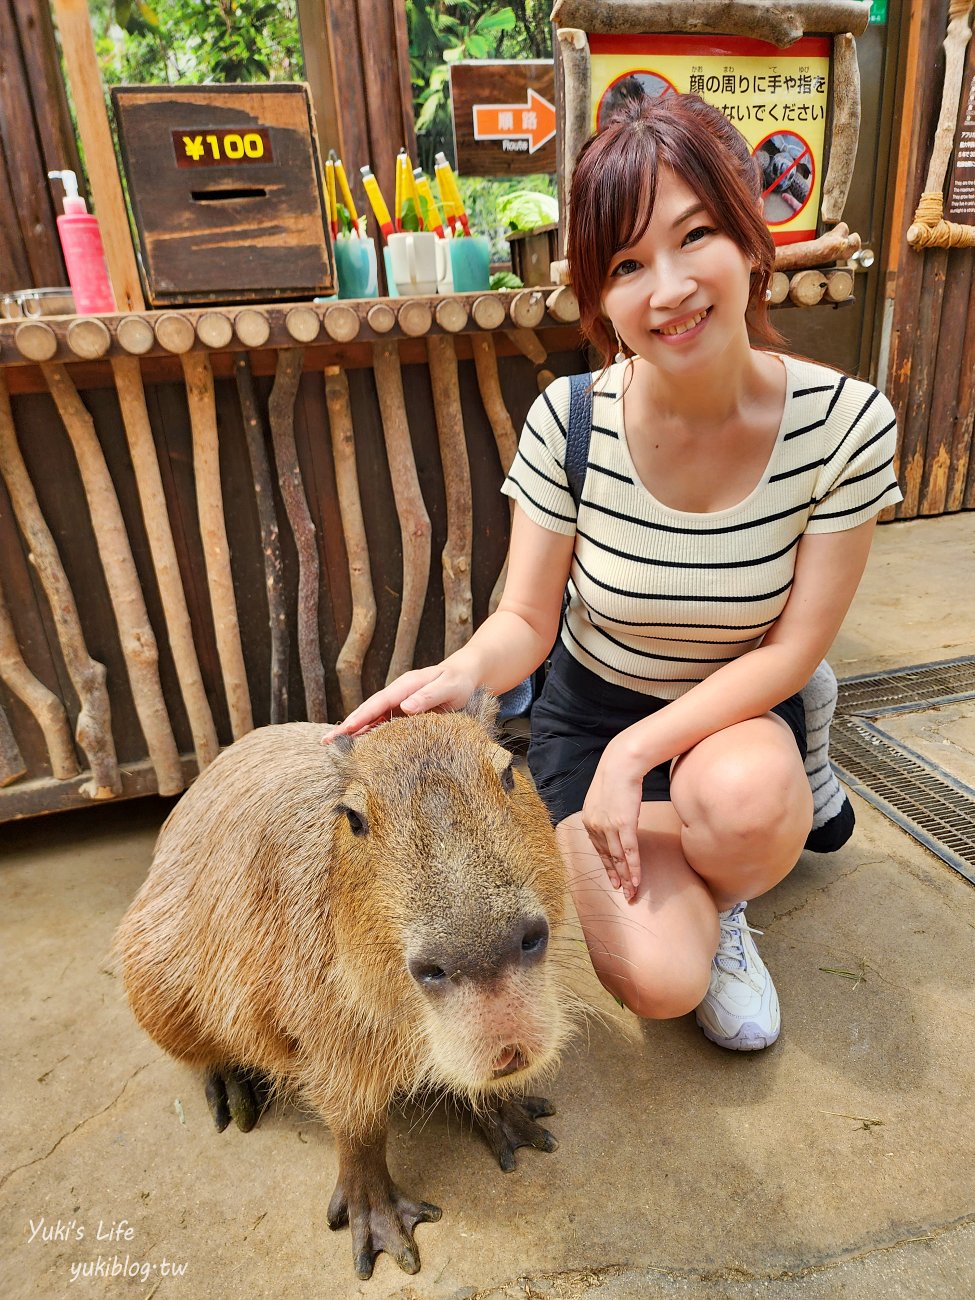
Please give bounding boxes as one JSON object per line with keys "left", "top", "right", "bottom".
{"left": 382, "top": 247, "right": 400, "bottom": 297}
{"left": 334, "top": 236, "right": 377, "bottom": 299}
{"left": 448, "top": 236, "right": 491, "bottom": 293}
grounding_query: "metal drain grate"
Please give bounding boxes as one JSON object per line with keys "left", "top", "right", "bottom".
{"left": 831, "top": 657, "right": 975, "bottom": 885}
{"left": 836, "top": 655, "right": 975, "bottom": 717}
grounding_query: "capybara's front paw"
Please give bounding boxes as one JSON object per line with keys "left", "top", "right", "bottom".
{"left": 475, "top": 1094, "right": 558, "bottom": 1172}
{"left": 203, "top": 1066, "right": 269, "bottom": 1133}
{"left": 326, "top": 1176, "right": 442, "bottom": 1280}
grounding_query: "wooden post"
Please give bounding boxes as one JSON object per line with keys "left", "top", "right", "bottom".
{"left": 42, "top": 362, "right": 183, "bottom": 794}
{"left": 945, "top": 277, "right": 975, "bottom": 511}
{"left": 774, "top": 223, "right": 860, "bottom": 270}
{"left": 884, "top": 0, "right": 964, "bottom": 518}
{"left": 551, "top": 1, "right": 871, "bottom": 45}
{"left": 235, "top": 355, "right": 290, "bottom": 724}
{"left": 371, "top": 342, "right": 432, "bottom": 683}
{"left": 557, "top": 27, "right": 591, "bottom": 262}
{"left": 906, "top": 1, "right": 975, "bottom": 250}
{"left": 50, "top": 0, "right": 145, "bottom": 311}
{"left": 181, "top": 351, "right": 254, "bottom": 740}
{"left": 426, "top": 335, "right": 473, "bottom": 656}
{"left": 0, "top": 373, "right": 119, "bottom": 796}
{"left": 0, "top": 576, "right": 77, "bottom": 781}
{"left": 268, "top": 348, "right": 328, "bottom": 722}
{"left": 324, "top": 365, "right": 377, "bottom": 714}
{"left": 112, "top": 355, "right": 220, "bottom": 769}
{"left": 820, "top": 32, "right": 862, "bottom": 226}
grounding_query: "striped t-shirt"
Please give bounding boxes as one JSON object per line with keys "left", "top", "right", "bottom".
{"left": 501, "top": 354, "right": 903, "bottom": 700}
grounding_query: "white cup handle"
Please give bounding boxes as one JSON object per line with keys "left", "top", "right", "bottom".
{"left": 435, "top": 238, "right": 449, "bottom": 283}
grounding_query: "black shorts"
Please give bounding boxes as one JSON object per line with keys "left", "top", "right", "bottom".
{"left": 527, "top": 647, "right": 807, "bottom": 825}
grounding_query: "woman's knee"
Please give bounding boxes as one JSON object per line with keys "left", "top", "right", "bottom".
{"left": 597, "top": 952, "right": 712, "bottom": 1020}
{"left": 675, "top": 733, "right": 812, "bottom": 847}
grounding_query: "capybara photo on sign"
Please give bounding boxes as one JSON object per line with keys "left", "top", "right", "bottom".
{"left": 114, "top": 691, "right": 574, "bottom": 1280}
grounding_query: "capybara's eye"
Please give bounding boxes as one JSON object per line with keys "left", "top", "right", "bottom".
{"left": 408, "top": 960, "right": 448, "bottom": 986}
{"left": 335, "top": 804, "right": 369, "bottom": 836}
{"left": 521, "top": 926, "right": 548, "bottom": 957}
{"left": 500, "top": 763, "right": 515, "bottom": 793}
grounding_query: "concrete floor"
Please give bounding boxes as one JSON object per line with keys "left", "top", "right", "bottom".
{"left": 2, "top": 512, "right": 974, "bottom": 1300}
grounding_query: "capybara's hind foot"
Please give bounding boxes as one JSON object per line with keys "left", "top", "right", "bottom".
{"left": 327, "top": 1134, "right": 442, "bottom": 1280}
{"left": 475, "top": 1094, "right": 558, "bottom": 1172}
{"left": 204, "top": 1066, "right": 270, "bottom": 1133}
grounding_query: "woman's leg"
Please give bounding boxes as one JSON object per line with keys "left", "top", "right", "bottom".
{"left": 670, "top": 713, "right": 812, "bottom": 1049}
{"left": 557, "top": 803, "right": 719, "bottom": 1020}
{"left": 559, "top": 713, "right": 811, "bottom": 1037}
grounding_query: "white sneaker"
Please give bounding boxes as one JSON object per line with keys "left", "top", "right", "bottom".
{"left": 695, "top": 902, "right": 780, "bottom": 1051}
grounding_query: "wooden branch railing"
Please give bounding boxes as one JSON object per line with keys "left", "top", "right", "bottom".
{"left": 269, "top": 347, "right": 328, "bottom": 723}
{"left": 372, "top": 341, "right": 431, "bottom": 684}
{"left": 325, "top": 365, "right": 376, "bottom": 714}
{"left": 235, "top": 355, "right": 289, "bottom": 725}
{"left": 0, "top": 372, "right": 119, "bottom": 797}
{"left": 0, "top": 291, "right": 579, "bottom": 368}
{"left": 182, "top": 351, "right": 254, "bottom": 742}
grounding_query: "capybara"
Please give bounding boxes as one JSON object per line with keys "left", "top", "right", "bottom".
{"left": 115, "top": 691, "right": 573, "bottom": 1279}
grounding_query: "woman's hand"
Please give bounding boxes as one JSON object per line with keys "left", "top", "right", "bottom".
{"left": 322, "top": 662, "right": 479, "bottom": 743}
{"left": 581, "top": 738, "right": 646, "bottom": 902}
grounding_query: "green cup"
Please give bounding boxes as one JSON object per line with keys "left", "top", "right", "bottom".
{"left": 334, "top": 236, "right": 377, "bottom": 299}
{"left": 448, "top": 235, "right": 491, "bottom": 293}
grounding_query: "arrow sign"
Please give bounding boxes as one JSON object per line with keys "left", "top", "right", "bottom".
{"left": 472, "top": 87, "right": 556, "bottom": 154}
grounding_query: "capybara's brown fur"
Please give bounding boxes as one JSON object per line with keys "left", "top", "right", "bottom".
{"left": 115, "top": 694, "right": 572, "bottom": 1278}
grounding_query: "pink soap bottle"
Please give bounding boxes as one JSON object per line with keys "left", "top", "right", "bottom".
{"left": 48, "top": 170, "right": 117, "bottom": 314}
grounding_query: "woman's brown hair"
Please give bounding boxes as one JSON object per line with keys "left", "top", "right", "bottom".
{"left": 567, "top": 92, "right": 781, "bottom": 367}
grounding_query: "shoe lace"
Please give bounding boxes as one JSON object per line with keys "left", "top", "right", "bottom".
{"left": 715, "top": 901, "right": 764, "bottom": 973}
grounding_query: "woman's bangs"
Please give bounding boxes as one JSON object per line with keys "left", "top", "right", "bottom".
{"left": 600, "top": 133, "right": 658, "bottom": 260}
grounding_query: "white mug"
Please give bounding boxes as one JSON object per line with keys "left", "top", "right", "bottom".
{"left": 386, "top": 231, "right": 449, "bottom": 296}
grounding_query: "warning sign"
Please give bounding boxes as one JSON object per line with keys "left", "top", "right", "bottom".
{"left": 589, "top": 34, "right": 831, "bottom": 245}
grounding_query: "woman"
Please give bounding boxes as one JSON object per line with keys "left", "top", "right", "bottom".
{"left": 325, "top": 94, "right": 902, "bottom": 1052}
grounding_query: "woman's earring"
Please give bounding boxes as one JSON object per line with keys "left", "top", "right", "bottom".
{"left": 764, "top": 287, "right": 773, "bottom": 302}
{"left": 613, "top": 327, "right": 627, "bottom": 364}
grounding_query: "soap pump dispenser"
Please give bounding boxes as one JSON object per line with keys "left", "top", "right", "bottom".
{"left": 48, "top": 170, "right": 117, "bottom": 315}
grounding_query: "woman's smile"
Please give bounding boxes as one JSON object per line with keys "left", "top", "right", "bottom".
{"left": 651, "top": 305, "right": 713, "bottom": 342}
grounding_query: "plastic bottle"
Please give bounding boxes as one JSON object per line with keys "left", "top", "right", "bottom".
{"left": 48, "top": 170, "right": 116, "bottom": 314}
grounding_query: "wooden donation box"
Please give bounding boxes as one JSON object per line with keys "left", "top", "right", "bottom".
{"left": 112, "top": 83, "right": 334, "bottom": 306}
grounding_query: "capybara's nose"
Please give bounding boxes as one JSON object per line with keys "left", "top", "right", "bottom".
{"left": 408, "top": 915, "right": 549, "bottom": 989}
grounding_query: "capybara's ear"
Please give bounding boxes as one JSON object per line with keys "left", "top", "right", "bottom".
{"left": 327, "top": 733, "right": 357, "bottom": 781}
{"left": 462, "top": 686, "right": 499, "bottom": 737}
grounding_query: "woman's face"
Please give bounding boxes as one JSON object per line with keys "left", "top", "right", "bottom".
{"left": 600, "top": 166, "right": 754, "bottom": 377}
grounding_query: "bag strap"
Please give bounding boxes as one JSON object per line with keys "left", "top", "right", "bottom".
{"left": 564, "top": 371, "right": 594, "bottom": 509}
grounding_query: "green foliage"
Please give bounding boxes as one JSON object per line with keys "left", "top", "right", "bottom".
{"left": 407, "top": 0, "right": 553, "bottom": 172}
{"left": 489, "top": 270, "right": 523, "bottom": 289}
{"left": 496, "top": 188, "right": 559, "bottom": 231}
{"left": 457, "top": 171, "right": 556, "bottom": 260}
{"left": 89, "top": 0, "right": 302, "bottom": 85}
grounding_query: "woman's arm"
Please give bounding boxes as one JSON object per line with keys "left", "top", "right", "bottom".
{"left": 583, "top": 516, "right": 878, "bottom": 891}
{"left": 325, "top": 506, "right": 574, "bottom": 737}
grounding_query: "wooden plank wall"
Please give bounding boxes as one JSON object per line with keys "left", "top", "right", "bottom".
{"left": 884, "top": 0, "right": 975, "bottom": 517}
{"left": 0, "top": 0, "right": 82, "bottom": 294}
